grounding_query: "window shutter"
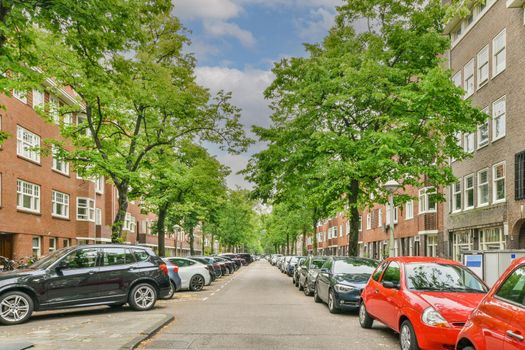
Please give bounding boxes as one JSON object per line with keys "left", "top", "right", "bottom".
{"left": 515, "top": 151, "right": 525, "bottom": 200}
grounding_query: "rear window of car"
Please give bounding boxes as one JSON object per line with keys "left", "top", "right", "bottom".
{"left": 102, "top": 248, "right": 135, "bottom": 266}
{"left": 495, "top": 265, "right": 525, "bottom": 307}
{"left": 132, "top": 249, "right": 150, "bottom": 262}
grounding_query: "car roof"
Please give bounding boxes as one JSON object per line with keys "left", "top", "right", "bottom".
{"left": 385, "top": 256, "right": 462, "bottom": 265}
{"left": 74, "top": 244, "right": 152, "bottom": 250}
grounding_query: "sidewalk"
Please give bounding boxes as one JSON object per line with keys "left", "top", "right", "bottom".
{"left": 0, "top": 306, "right": 173, "bottom": 350}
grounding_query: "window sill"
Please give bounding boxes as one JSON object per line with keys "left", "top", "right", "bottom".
{"left": 17, "top": 208, "right": 41, "bottom": 216}
{"left": 492, "top": 68, "right": 506, "bottom": 80}
{"left": 16, "top": 155, "right": 41, "bottom": 166}
{"left": 477, "top": 203, "right": 489, "bottom": 208}
{"left": 52, "top": 169, "right": 70, "bottom": 177}
{"left": 477, "top": 142, "right": 489, "bottom": 150}
{"left": 76, "top": 218, "right": 95, "bottom": 223}
{"left": 52, "top": 215, "right": 70, "bottom": 221}
{"left": 492, "top": 135, "right": 505, "bottom": 143}
{"left": 493, "top": 199, "right": 506, "bottom": 205}
{"left": 476, "top": 80, "right": 489, "bottom": 91}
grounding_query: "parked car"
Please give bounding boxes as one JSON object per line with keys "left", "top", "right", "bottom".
{"left": 213, "top": 256, "right": 235, "bottom": 275}
{"left": 293, "top": 257, "right": 307, "bottom": 287}
{"left": 359, "top": 257, "right": 488, "bottom": 350}
{"left": 299, "top": 256, "right": 329, "bottom": 296}
{"left": 271, "top": 254, "right": 283, "bottom": 266}
{"left": 456, "top": 256, "right": 525, "bottom": 350}
{"left": 221, "top": 254, "right": 245, "bottom": 268}
{"left": 0, "top": 244, "right": 171, "bottom": 325}
{"left": 163, "top": 257, "right": 211, "bottom": 291}
{"left": 162, "top": 259, "right": 182, "bottom": 299}
{"left": 237, "top": 253, "right": 253, "bottom": 264}
{"left": 193, "top": 256, "right": 223, "bottom": 279}
{"left": 286, "top": 256, "right": 304, "bottom": 277}
{"left": 314, "top": 257, "right": 378, "bottom": 313}
{"left": 281, "top": 256, "right": 293, "bottom": 273}
{"left": 188, "top": 257, "right": 218, "bottom": 282}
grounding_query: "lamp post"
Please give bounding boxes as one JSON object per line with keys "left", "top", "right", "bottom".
{"left": 383, "top": 179, "right": 400, "bottom": 258}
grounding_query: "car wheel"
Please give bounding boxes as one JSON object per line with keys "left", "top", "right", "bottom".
{"left": 400, "top": 320, "right": 420, "bottom": 350}
{"left": 189, "top": 274, "right": 205, "bottom": 291}
{"left": 164, "top": 281, "right": 176, "bottom": 299}
{"left": 0, "top": 291, "right": 34, "bottom": 325}
{"left": 313, "top": 283, "right": 322, "bottom": 303}
{"left": 303, "top": 280, "right": 311, "bottom": 296}
{"left": 462, "top": 347, "right": 475, "bottom": 350}
{"left": 328, "top": 289, "right": 339, "bottom": 314}
{"left": 358, "top": 302, "right": 374, "bottom": 329}
{"left": 298, "top": 280, "right": 304, "bottom": 291}
{"left": 129, "top": 283, "right": 157, "bottom": 311}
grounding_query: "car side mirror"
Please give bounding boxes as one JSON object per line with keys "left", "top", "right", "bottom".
{"left": 55, "top": 260, "right": 67, "bottom": 271}
{"left": 382, "top": 281, "right": 399, "bottom": 289}
{"left": 321, "top": 268, "right": 330, "bottom": 274}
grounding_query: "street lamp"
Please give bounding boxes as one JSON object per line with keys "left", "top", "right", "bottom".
{"left": 383, "top": 179, "right": 400, "bottom": 258}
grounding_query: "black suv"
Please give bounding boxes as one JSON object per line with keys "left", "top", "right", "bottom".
{"left": 0, "top": 244, "right": 171, "bottom": 325}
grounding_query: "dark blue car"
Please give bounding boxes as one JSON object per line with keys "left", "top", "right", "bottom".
{"left": 314, "top": 256, "right": 378, "bottom": 313}
{"left": 162, "top": 259, "right": 182, "bottom": 299}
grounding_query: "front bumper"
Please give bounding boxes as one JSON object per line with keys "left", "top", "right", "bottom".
{"left": 415, "top": 324, "right": 460, "bottom": 350}
{"left": 333, "top": 291, "right": 362, "bottom": 310}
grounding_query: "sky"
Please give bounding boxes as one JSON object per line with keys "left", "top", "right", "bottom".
{"left": 172, "top": 0, "right": 344, "bottom": 189}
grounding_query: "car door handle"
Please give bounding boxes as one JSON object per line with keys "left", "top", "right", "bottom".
{"left": 375, "top": 289, "right": 379, "bottom": 294}
{"left": 507, "top": 331, "right": 524, "bottom": 341}
{"left": 88, "top": 270, "right": 96, "bottom": 275}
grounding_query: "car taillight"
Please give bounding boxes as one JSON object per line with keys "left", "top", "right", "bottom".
{"left": 172, "top": 265, "right": 179, "bottom": 273}
{"left": 159, "top": 263, "right": 168, "bottom": 276}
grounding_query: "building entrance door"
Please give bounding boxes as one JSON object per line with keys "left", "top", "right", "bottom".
{"left": 519, "top": 223, "right": 525, "bottom": 249}
{"left": 0, "top": 234, "right": 13, "bottom": 259}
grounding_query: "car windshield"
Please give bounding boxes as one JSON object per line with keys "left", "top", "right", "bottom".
{"left": 333, "top": 259, "right": 378, "bottom": 282}
{"left": 405, "top": 263, "right": 488, "bottom": 293}
{"left": 290, "top": 257, "right": 299, "bottom": 264}
{"left": 310, "top": 259, "right": 326, "bottom": 269}
{"left": 29, "top": 247, "right": 74, "bottom": 270}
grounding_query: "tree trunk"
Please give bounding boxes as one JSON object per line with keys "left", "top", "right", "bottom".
{"left": 211, "top": 232, "right": 215, "bottom": 255}
{"left": 201, "top": 233, "right": 205, "bottom": 255}
{"left": 348, "top": 179, "right": 360, "bottom": 257}
{"left": 112, "top": 185, "right": 129, "bottom": 243}
{"left": 156, "top": 203, "right": 169, "bottom": 257}
{"left": 302, "top": 228, "right": 307, "bottom": 256}
{"left": 312, "top": 212, "right": 318, "bottom": 255}
{"left": 286, "top": 233, "right": 290, "bottom": 255}
{"left": 189, "top": 226, "right": 195, "bottom": 256}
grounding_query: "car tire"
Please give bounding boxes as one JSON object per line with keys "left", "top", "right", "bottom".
{"left": 400, "top": 320, "right": 420, "bottom": 350}
{"left": 328, "top": 289, "right": 339, "bottom": 314}
{"left": 129, "top": 283, "right": 157, "bottom": 311}
{"left": 313, "top": 283, "right": 322, "bottom": 303}
{"left": 358, "top": 302, "right": 374, "bottom": 329}
{"left": 164, "top": 281, "right": 176, "bottom": 299}
{"left": 462, "top": 347, "right": 475, "bottom": 350}
{"left": 298, "top": 280, "right": 304, "bottom": 291}
{"left": 0, "top": 291, "right": 34, "bottom": 325}
{"left": 189, "top": 274, "right": 205, "bottom": 291}
{"left": 303, "top": 280, "right": 311, "bottom": 296}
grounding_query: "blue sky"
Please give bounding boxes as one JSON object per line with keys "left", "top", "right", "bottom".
{"left": 173, "top": 0, "right": 344, "bottom": 188}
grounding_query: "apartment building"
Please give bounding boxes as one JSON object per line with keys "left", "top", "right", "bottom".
{"left": 0, "top": 85, "right": 201, "bottom": 260}
{"left": 443, "top": 0, "right": 525, "bottom": 261}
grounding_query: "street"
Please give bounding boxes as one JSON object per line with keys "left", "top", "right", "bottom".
{"left": 139, "top": 261, "right": 399, "bottom": 350}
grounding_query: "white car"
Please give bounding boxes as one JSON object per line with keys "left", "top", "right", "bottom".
{"left": 163, "top": 257, "right": 211, "bottom": 291}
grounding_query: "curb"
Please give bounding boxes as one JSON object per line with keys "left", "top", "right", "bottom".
{"left": 119, "top": 313, "right": 174, "bottom": 350}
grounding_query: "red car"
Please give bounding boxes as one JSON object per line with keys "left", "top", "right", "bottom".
{"left": 456, "top": 257, "right": 525, "bottom": 350}
{"left": 359, "top": 256, "right": 488, "bottom": 350}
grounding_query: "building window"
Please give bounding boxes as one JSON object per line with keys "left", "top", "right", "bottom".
{"left": 16, "top": 126, "right": 40, "bottom": 163}
{"left": 52, "top": 190, "right": 69, "bottom": 218}
{"left": 480, "top": 227, "right": 505, "bottom": 250}
{"left": 63, "top": 239, "right": 70, "bottom": 248}
{"left": 493, "top": 162, "right": 506, "bottom": 203}
{"left": 492, "top": 96, "right": 506, "bottom": 141}
{"left": 405, "top": 200, "right": 414, "bottom": 220}
{"left": 492, "top": 29, "right": 506, "bottom": 77}
{"left": 452, "top": 71, "right": 462, "bottom": 88}
{"left": 426, "top": 235, "right": 438, "bottom": 257}
{"left": 453, "top": 231, "right": 473, "bottom": 262}
{"left": 32, "top": 237, "right": 41, "bottom": 258}
{"left": 378, "top": 208, "right": 383, "bottom": 227}
{"left": 464, "top": 174, "right": 475, "bottom": 210}
{"left": 49, "top": 238, "right": 57, "bottom": 252}
{"left": 419, "top": 187, "right": 437, "bottom": 214}
{"left": 52, "top": 145, "right": 69, "bottom": 175}
{"left": 124, "top": 212, "right": 132, "bottom": 230}
{"left": 32, "top": 89, "right": 45, "bottom": 109}
{"left": 366, "top": 213, "right": 372, "bottom": 230}
{"left": 386, "top": 204, "right": 398, "bottom": 224}
{"left": 13, "top": 89, "right": 27, "bottom": 104}
{"left": 95, "top": 208, "right": 102, "bottom": 225}
{"left": 452, "top": 181, "right": 462, "bottom": 212}
{"left": 478, "top": 168, "right": 489, "bottom": 206}
{"left": 516, "top": 151, "right": 525, "bottom": 201}
{"left": 16, "top": 180, "right": 40, "bottom": 213}
{"left": 49, "top": 95, "right": 60, "bottom": 124}
{"left": 477, "top": 107, "right": 489, "bottom": 149}
{"left": 77, "top": 197, "right": 95, "bottom": 221}
{"left": 464, "top": 132, "right": 474, "bottom": 153}
{"left": 95, "top": 176, "right": 104, "bottom": 194}
{"left": 357, "top": 218, "right": 361, "bottom": 232}
{"left": 463, "top": 59, "right": 475, "bottom": 97}
{"left": 477, "top": 45, "right": 489, "bottom": 88}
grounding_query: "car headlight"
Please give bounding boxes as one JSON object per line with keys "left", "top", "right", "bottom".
{"left": 333, "top": 284, "right": 355, "bottom": 293}
{"left": 421, "top": 307, "right": 451, "bottom": 328}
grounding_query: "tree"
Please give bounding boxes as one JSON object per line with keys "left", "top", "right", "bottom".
{"left": 38, "top": 3, "right": 249, "bottom": 242}
{"left": 249, "top": 0, "right": 486, "bottom": 256}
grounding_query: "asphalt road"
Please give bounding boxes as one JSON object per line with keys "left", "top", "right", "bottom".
{"left": 140, "top": 260, "right": 400, "bottom": 350}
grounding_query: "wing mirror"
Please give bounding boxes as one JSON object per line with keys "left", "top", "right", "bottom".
{"left": 382, "top": 281, "right": 399, "bottom": 289}
{"left": 320, "top": 268, "right": 330, "bottom": 274}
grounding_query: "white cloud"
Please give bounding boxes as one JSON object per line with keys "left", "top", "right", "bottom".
{"left": 203, "top": 21, "right": 256, "bottom": 48}
{"left": 173, "top": 0, "right": 241, "bottom": 20}
{"left": 295, "top": 7, "right": 337, "bottom": 40}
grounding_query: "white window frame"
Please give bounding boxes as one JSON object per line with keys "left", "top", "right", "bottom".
{"left": 452, "top": 71, "right": 462, "bottom": 88}
{"left": 124, "top": 212, "right": 132, "bottom": 230}
{"left": 32, "top": 89, "right": 45, "bottom": 109}
{"left": 366, "top": 213, "right": 372, "bottom": 230}
{"left": 95, "top": 208, "right": 102, "bottom": 225}
{"left": 477, "top": 45, "right": 489, "bottom": 89}
{"left": 492, "top": 161, "right": 506, "bottom": 204}
{"left": 52, "top": 190, "right": 69, "bottom": 219}
{"left": 95, "top": 176, "right": 104, "bottom": 194}
{"left": 492, "top": 96, "right": 506, "bottom": 142}
{"left": 463, "top": 59, "right": 475, "bottom": 98}
{"left": 492, "top": 29, "right": 506, "bottom": 77}
{"left": 49, "top": 237, "right": 57, "bottom": 252}
{"left": 13, "top": 89, "right": 27, "bottom": 104}
{"left": 464, "top": 174, "right": 475, "bottom": 210}
{"left": 477, "top": 168, "right": 489, "bottom": 207}
{"left": 464, "top": 132, "right": 475, "bottom": 153}
{"left": 477, "top": 106, "right": 489, "bottom": 149}
{"left": 378, "top": 208, "right": 383, "bottom": 227}
{"left": 77, "top": 197, "right": 95, "bottom": 221}
{"left": 63, "top": 239, "right": 70, "bottom": 248}
{"left": 386, "top": 204, "right": 398, "bottom": 224}
{"left": 16, "top": 179, "right": 40, "bottom": 213}
{"left": 32, "top": 237, "right": 41, "bottom": 258}
{"left": 480, "top": 227, "right": 505, "bottom": 250}
{"left": 405, "top": 200, "right": 414, "bottom": 220}
{"left": 49, "top": 94, "right": 60, "bottom": 124}
{"left": 16, "top": 126, "right": 40, "bottom": 163}
{"left": 452, "top": 182, "right": 462, "bottom": 213}
{"left": 418, "top": 187, "right": 437, "bottom": 214}
{"left": 52, "top": 145, "right": 69, "bottom": 175}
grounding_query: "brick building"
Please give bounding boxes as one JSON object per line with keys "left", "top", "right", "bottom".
{"left": 443, "top": 0, "right": 525, "bottom": 260}
{"left": 0, "top": 84, "right": 201, "bottom": 260}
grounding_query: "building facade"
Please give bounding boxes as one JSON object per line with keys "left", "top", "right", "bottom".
{"left": 0, "top": 86, "right": 202, "bottom": 260}
{"left": 443, "top": 0, "right": 525, "bottom": 261}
